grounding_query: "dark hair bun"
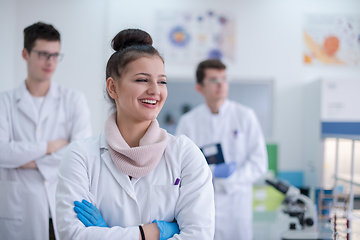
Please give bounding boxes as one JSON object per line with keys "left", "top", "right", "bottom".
{"left": 112, "top": 29, "right": 153, "bottom": 52}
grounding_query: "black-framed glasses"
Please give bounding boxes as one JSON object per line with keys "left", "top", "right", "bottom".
{"left": 31, "top": 50, "right": 64, "bottom": 62}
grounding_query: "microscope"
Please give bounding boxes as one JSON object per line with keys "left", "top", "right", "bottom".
{"left": 266, "top": 179, "right": 319, "bottom": 240}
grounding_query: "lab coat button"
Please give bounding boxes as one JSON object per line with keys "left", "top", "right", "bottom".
{"left": 44, "top": 181, "right": 49, "bottom": 186}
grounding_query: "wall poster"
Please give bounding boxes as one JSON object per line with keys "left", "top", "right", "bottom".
{"left": 154, "top": 10, "right": 236, "bottom": 64}
{"left": 303, "top": 14, "right": 360, "bottom": 66}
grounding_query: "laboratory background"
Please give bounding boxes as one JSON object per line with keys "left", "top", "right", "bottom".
{"left": 1, "top": 0, "right": 360, "bottom": 239}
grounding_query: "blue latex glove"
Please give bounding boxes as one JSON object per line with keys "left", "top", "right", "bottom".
{"left": 74, "top": 199, "right": 108, "bottom": 227}
{"left": 152, "top": 220, "right": 180, "bottom": 240}
{"left": 214, "top": 162, "right": 236, "bottom": 178}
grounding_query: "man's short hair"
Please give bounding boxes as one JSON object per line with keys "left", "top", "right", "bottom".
{"left": 23, "top": 22, "right": 60, "bottom": 52}
{"left": 196, "top": 59, "right": 226, "bottom": 85}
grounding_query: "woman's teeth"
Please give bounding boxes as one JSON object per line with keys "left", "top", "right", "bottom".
{"left": 141, "top": 99, "right": 157, "bottom": 105}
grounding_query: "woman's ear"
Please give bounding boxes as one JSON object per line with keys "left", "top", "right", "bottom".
{"left": 106, "top": 77, "right": 118, "bottom": 99}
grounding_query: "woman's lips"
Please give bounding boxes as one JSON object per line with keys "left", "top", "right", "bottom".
{"left": 139, "top": 99, "right": 158, "bottom": 109}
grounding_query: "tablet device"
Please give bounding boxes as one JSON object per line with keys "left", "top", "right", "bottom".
{"left": 200, "top": 143, "right": 225, "bottom": 165}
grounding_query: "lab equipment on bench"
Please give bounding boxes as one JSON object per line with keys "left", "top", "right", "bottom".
{"left": 266, "top": 179, "right": 319, "bottom": 240}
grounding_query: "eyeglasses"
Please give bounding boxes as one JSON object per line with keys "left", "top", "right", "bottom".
{"left": 205, "top": 78, "right": 229, "bottom": 84}
{"left": 31, "top": 50, "right": 64, "bottom": 62}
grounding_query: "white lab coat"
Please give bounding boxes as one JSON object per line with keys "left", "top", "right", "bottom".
{"left": 56, "top": 133, "right": 215, "bottom": 240}
{"left": 0, "top": 81, "right": 92, "bottom": 240}
{"left": 175, "top": 99, "right": 268, "bottom": 240}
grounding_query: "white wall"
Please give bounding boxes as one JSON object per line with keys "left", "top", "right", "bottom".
{"left": 0, "top": 0, "right": 16, "bottom": 92}
{"left": 3, "top": 0, "right": 108, "bottom": 135}
{"left": 1, "top": 0, "right": 360, "bottom": 178}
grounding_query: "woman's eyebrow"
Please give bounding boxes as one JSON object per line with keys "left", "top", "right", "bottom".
{"left": 133, "top": 72, "right": 151, "bottom": 77}
{"left": 132, "top": 73, "right": 167, "bottom": 78}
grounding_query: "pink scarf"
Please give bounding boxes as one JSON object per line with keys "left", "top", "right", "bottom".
{"left": 104, "top": 113, "right": 168, "bottom": 178}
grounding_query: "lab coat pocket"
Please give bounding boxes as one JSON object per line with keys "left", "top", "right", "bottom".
{"left": 0, "top": 180, "right": 24, "bottom": 220}
{"left": 150, "top": 185, "right": 179, "bottom": 222}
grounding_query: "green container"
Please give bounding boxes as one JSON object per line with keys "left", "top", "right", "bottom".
{"left": 266, "top": 144, "right": 278, "bottom": 177}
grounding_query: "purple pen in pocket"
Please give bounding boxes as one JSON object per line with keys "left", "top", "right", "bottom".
{"left": 174, "top": 178, "right": 180, "bottom": 185}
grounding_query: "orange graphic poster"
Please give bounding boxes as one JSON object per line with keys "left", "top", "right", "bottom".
{"left": 303, "top": 15, "right": 360, "bottom": 66}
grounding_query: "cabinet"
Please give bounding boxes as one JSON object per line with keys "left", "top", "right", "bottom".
{"left": 303, "top": 78, "right": 360, "bottom": 188}
{"left": 303, "top": 78, "right": 360, "bottom": 239}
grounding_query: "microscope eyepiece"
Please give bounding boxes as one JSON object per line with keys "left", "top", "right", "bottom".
{"left": 265, "top": 179, "right": 289, "bottom": 194}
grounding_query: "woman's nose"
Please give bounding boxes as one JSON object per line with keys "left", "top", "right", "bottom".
{"left": 147, "top": 82, "right": 160, "bottom": 95}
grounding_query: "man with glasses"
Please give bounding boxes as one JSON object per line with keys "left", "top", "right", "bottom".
{"left": 176, "top": 59, "right": 268, "bottom": 240}
{"left": 0, "top": 22, "right": 92, "bottom": 240}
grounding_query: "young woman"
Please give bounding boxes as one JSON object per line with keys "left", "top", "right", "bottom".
{"left": 55, "top": 29, "right": 215, "bottom": 240}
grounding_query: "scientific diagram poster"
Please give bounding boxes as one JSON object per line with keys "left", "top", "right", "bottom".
{"left": 303, "top": 14, "right": 360, "bottom": 66}
{"left": 154, "top": 10, "right": 236, "bottom": 64}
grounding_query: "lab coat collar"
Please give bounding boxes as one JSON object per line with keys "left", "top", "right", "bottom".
{"left": 15, "top": 81, "right": 38, "bottom": 124}
{"left": 100, "top": 132, "right": 108, "bottom": 150}
{"left": 100, "top": 133, "right": 140, "bottom": 186}
{"left": 219, "top": 99, "right": 230, "bottom": 114}
{"left": 15, "top": 81, "right": 61, "bottom": 124}
{"left": 15, "top": 80, "right": 60, "bottom": 101}
{"left": 45, "top": 81, "right": 60, "bottom": 99}
{"left": 39, "top": 81, "right": 62, "bottom": 124}
{"left": 100, "top": 133, "right": 138, "bottom": 201}
{"left": 205, "top": 99, "right": 230, "bottom": 116}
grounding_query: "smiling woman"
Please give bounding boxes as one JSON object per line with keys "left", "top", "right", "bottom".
{"left": 108, "top": 56, "right": 168, "bottom": 139}
{"left": 56, "top": 28, "right": 215, "bottom": 240}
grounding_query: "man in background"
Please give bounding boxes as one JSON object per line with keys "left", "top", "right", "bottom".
{"left": 0, "top": 22, "right": 92, "bottom": 240}
{"left": 176, "top": 59, "right": 268, "bottom": 240}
